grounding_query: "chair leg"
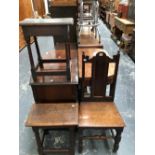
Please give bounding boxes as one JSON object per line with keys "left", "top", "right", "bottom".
{"left": 69, "top": 127, "right": 75, "bottom": 155}
{"left": 113, "top": 128, "right": 124, "bottom": 152}
{"left": 32, "top": 127, "right": 44, "bottom": 155}
{"left": 78, "top": 128, "right": 83, "bottom": 153}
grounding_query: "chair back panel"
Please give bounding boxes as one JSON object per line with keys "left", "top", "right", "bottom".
{"left": 81, "top": 51, "right": 120, "bottom": 102}
{"left": 91, "top": 52, "right": 109, "bottom": 97}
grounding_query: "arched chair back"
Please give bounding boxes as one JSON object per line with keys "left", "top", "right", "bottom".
{"left": 81, "top": 51, "right": 120, "bottom": 101}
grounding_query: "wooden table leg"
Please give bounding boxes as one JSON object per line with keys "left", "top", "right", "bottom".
{"left": 78, "top": 128, "right": 83, "bottom": 153}
{"left": 69, "top": 127, "right": 75, "bottom": 155}
{"left": 113, "top": 128, "right": 124, "bottom": 152}
{"left": 32, "top": 127, "right": 44, "bottom": 155}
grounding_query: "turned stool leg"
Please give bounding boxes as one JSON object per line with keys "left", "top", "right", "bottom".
{"left": 78, "top": 128, "right": 83, "bottom": 153}
{"left": 113, "top": 128, "right": 124, "bottom": 152}
{"left": 33, "top": 36, "right": 43, "bottom": 68}
{"left": 32, "top": 128, "right": 44, "bottom": 155}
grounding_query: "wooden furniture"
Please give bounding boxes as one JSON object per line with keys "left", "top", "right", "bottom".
{"left": 115, "top": 17, "right": 135, "bottom": 34}
{"left": 20, "top": 18, "right": 74, "bottom": 81}
{"left": 78, "top": 51, "right": 125, "bottom": 153}
{"left": 30, "top": 48, "right": 79, "bottom": 103}
{"left": 111, "top": 17, "right": 134, "bottom": 43}
{"left": 48, "top": 0, "right": 78, "bottom": 42}
{"left": 26, "top": 103, "right": 78, "bottom": 155}
{"left": 78, "top": 48, "right": 115, "bottom": 91}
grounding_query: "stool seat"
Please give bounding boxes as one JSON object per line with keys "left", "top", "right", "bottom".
{"left": 79, "top": 102, "right": 125, "bottom": 128}
{"left": 26, "top": 103, "right": 78, "bottom": 127}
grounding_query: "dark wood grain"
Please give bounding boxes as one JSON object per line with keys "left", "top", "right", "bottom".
{"left": 20, "top": 18, "right": 75, "bottom": 81}
{"left": 27, "top": 103, "right": 78, "bottom": 155}
{"left": 78, "top": 50, "right": 124, "bottom": 153}
{"left": 79, "top": 102, "right": 125, "bottom": 128}
{"left": 30, "top": 48, "right": 79, "bottom": 103}
{"left": 26, "top": 103, "right": 78, "bottom": 127}
{"left": 79, "top": 50, "right": 119, "bottom": 101}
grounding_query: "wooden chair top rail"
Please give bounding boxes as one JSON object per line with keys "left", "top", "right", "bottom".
{"left": 83, "top": 51, "right": 118, "bottom": 63}
{"left": 19, "top": 18, "right": 74, "bottom": 26}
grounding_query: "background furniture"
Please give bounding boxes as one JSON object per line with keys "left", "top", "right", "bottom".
{"left": 77, "top": 0, "right": 102, "bottom": 48}
{"left": 111, "top": 17, "right": 134, "bottom": 45}
{"left": 78, "top": 48, "right": 115, "bottom": 94}
{"left": 115, "top": 17, "right": 134, "bottom": 34}
{"left": 48, "top": 0, "right": 78, "bottom": 42}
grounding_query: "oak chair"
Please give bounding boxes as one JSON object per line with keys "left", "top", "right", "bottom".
{"left": 78, "top": 51, "right": 125, "bottom": 153}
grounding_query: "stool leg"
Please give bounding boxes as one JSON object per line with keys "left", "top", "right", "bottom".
{"left": 113, "top": 128, "right": 124, "bottom": 152}
{"left": 78, "top": 128, "right": 83, "bottom": 153}
{"left": 69, "top": 127, "right": 75, "bottom": 155}
{"left": 32, "top": 127, "right": 44, "bottom": 155}
{"left": 65, "top": 43, "right": 71, "bottom": 81}
{"left": 34, "top": 36, "right": 43, "bottom": 68}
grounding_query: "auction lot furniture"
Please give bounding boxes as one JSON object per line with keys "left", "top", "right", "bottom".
{"left": 78, "top": 51, "right": 125, "bottom": 153}
{"left": 20, "top": 18, "right": 74, "bottom": 81}
{"left": 30, "top": 48, "right": 79, "bottom": 103}
{"left": 20, "top": 14, "right": 125, "bottom": 155}
{"left": 26, "top": 103, "right": 78, "bottom": 155}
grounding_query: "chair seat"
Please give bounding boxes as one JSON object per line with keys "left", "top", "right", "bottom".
{"left": 79, "top": 102, "right": 125, "bottom": 128}
{"left": 26, "top": 103, "right": 78, "bottom": 127}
